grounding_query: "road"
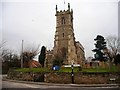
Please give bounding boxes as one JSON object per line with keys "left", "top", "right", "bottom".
{"left": 2, "top": 80, "right": 120, "bottom": 90}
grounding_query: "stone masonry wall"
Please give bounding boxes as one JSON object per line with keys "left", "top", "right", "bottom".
{"left": 7, "top": 70, "right": 44, "bottom": 82}
{"left": 7, "top": 70, "right": 120, "bottom": 84}
{"left": 45, "top": 72, "right": 120, "bottom": 84}
{"left": 45, "top": 72, "right": 71, "bottom": 84}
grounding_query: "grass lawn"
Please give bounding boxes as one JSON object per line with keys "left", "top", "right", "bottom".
{"left": 57, "top": 67, "right": 80, "bottom": 72}
{"left": 15, "top": 65, "right": 119, "bottom": 73}
{"left": 82, "top": 66, "right": 119, "bottom": 72}
{"left": 58, "top": 66, "right": 119, "bottom": 73}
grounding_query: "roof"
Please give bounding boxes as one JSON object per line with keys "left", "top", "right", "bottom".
{"left": 28, "top": 60, "right": 41, "bottom": 68}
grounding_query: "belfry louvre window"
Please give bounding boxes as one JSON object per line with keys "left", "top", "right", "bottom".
{"left": 61, "top": 17, "right": 65, "bottom": 24}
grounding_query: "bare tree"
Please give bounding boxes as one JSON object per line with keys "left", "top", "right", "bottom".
{"left": 21, "top": 43, "right": 40, "bottom": 67}
{"left": 1, "top": 47, "right": 21, "bottom": 73}
{"left": 106, "top": 35, "right": 120, "bottom": 57}
{"left": 0, "top": 41, "right": 12, "bottom": 65}
{"left": 105, "top": 35, "right": 120, "bottom": 66}
{"left": 0, "top": 40, "right": 6, "bottom": 49}
{"left": 106, "top": 35, "right": 120, "bottom": 55}
{"left": 0, "top": 40, "right": 7, "bottom": 58}
{"left": 1, "top": 49, "right": 13, "bottom": 62}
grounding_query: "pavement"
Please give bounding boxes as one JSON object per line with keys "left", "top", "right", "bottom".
{"left": 2, "top": 77, "right": 120, "bottom": 88}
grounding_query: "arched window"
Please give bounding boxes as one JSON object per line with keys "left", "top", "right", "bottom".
{"left": 61, "top": 17, "right": 65, "bottom": 24}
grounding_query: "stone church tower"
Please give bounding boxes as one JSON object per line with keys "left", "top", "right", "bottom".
{"left": 46, "top": 3, "right": 85, "bottom": 66}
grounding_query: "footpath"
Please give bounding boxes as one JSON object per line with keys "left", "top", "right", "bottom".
{"left": 2, "top": 78, "right": 120, "bottom": 88}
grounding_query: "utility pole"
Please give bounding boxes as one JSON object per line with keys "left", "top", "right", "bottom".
{"left": 21, "top": 40, "right": 24, "bottom": 68}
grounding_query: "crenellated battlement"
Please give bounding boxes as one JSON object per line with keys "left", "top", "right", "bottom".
{"left": 55, "top": 3, "right": 73, "bottom": 16}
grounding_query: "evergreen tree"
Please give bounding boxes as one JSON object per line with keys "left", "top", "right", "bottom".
{"left": 92, "top": 35, "right": 107, "bottom": 61}
{"left": 38, "top": 46, "right": 46, "bottom": 67}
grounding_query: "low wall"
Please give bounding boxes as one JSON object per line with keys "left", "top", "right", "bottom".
{"left": 45, "top": 72, "right": 120, "bottom": 84}
{"left": 44, "top": 72, "right": 71, "bottom": 84}
{"left": 7, "top": 70, "right": 44, "bottom": 82}
{"left": 7, "top": 70, "right": 120, "bottom": 84}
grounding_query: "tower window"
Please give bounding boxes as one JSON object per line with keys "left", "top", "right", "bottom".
{"left": 63, "top": 33, "right": 64, "bottom": 37}
{"left": 61, "top": 17, "right": 65, "bottom": 24}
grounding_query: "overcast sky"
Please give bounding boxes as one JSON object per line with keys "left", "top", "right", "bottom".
{"left": 1, "top": 0, "right": 119, "bottom": 59}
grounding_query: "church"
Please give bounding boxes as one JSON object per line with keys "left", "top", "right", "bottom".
{"left": 45, "top": 3, "right": 85, "bottom": 67}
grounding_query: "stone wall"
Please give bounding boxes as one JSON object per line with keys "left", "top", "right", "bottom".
{"left": 74, "top": 73, "right": 110, "bottom": 84}
{"left": 7, "top": 70, "right": 44, "bottom": 82}
{"left": 45, "top": 72, "right": 71, "bottom": 84}
{"left": 45, "top": 72, "right": 120, "bottom": 84}
{"left": 7, "top": 70, "right": 120, "bottom": 84}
